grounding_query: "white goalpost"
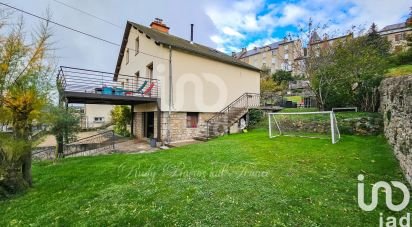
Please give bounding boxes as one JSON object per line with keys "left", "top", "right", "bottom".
{"left": 268, "top": 111, "right": 341, "bottom": 144}
{"left": 332, "top": 107, "right": 358, "bottom": 112}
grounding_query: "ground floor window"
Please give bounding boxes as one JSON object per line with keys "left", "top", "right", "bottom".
{"left": 186, "top": 112, "right": 199, "bottom": 128}
{"left": 94, "top": 117, "right": 104, "bottom": 123}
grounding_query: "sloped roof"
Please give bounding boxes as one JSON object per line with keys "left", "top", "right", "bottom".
{"left": 114, "top": 21, "right": 260, "bottom": 80}
{"left": 380, "top": 22, "right": 407, "bottom": 32}
{"left": 235, "top": 40, "right": 291, "bottom": 59}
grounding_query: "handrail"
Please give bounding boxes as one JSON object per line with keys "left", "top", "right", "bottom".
{"left": 205, "top": 92, "right": 261, "bottom": 138}
{"left": 67, "top": 130, "right": 113, "bottom": 144}
{"left": 57, "top": 66, "right": 160, "bottom": 99}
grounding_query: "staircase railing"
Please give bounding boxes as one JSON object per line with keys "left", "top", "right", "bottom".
{"left": 206, "top": 93, "right": 261, "bottom": 138}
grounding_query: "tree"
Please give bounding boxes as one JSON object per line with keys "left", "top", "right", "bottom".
{"left": 306, "top": 35, "right": 389, "bottom": 111}
{"left": 0, "top": 13, "right": 53, "bottom": 196}
{"left": 272, "top": 70, "right": 293, "bottom": 85}
{"left": 48, "top": 106, "right": 80, "bottom": 158}
{"left": 366, "top": 23, "right": 390, "bottom": 57}
{"left": 111, "top": 106, "right": 131, "bottom": 137}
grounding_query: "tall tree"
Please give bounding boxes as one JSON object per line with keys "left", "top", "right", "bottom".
{"left": 366, "top": 23, "right": 390, "bottom": 57}
{"left": 0, "top": 13, "right": 53, "bottom": 196}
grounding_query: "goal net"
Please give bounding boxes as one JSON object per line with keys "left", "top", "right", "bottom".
{"left": 268, "top": 111, "right": 341, "bottom": 144}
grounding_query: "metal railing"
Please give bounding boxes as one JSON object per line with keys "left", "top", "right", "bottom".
{"left": 57, "top": 66, "right": 160, "bottom": 98}
{"left": 64, "top": 130, "right": 115, "bottom": 157}
{"left": 32, "top": 130, "right": 116, "bottom": 160}
{"left": 206, "top": 93, "right": 261, "bottom": 138}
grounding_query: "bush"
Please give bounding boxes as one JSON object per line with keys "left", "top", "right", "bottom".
{"left": 388, "top": 50, "right": 412, "bottom": 66}
{"left": 248, "top": 109, "right": 264, "bottom": 128}
{"left": 111, "top": 106, "right": 131, "bottom": 137}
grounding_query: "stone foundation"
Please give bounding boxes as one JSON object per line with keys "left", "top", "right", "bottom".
{"left": 133, "top": 112, "right": 144, "bottom": 139}
{"left": 380, "top": 75, "right": 412, "bottom": 184}
{"left": 133, "top": 108, "right": 217, "bottom": 143}
{"left": 160, "top": 112, "right": 216, "bottom": 142}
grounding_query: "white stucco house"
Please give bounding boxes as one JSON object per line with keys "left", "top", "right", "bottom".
{"left": 113, "top": 18, "right": 261, "bottom": 143}
{"left": 58, "top": 18, "right": 261, "bottom": 144}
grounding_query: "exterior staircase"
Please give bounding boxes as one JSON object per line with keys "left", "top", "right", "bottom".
{"left": 195, "top": 93, "right": 261, "bottom": 141}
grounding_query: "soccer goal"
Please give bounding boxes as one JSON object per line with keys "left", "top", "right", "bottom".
{"left": 332, "top": 107, "right": 358, "bottom": 112}
{"left": 268, "top": 111, "right": 341, "bottom": 144}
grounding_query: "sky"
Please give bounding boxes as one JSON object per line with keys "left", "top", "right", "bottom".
{"left": 7, "top": 0, "right": 412, "bottom": 73}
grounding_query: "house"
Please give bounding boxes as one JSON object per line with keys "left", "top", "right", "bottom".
{"left": 235, "top": 39, "right": 302, "bottom": 75}
{"left": 378, "top": 22, "right": 412, "bottom": 53}
{"left": 82, "top": 104, "right": 113, "bottom": 129}
{"left": 71, "top": 104, "right": 113, "bottom": 129}
{"left": 114, "top": 18, "right": 261, "bottom": 143}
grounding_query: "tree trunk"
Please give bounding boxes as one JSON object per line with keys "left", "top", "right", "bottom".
{"left": 0, "top": 157, "right": 29, "bottom": 197}
{"left": 56, "top": 133, "right": 64, "bottom": 158}
{"left": 21, "top": 152, "right": 32, "bottom": 186}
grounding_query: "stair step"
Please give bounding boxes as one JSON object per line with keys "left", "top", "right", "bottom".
{"left": 193, "top": 136, "right": 209, "bottom": 141}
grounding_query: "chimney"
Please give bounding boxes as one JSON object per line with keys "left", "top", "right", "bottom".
{"left": 190, "top": 24, "right": 194, "bottom": 43}
{"left": 150, "top": 18, "right": 170, "bottom": 33}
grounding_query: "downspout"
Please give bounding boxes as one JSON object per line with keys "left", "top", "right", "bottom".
{"left": 167, "top": 45, "right": 172, "bottom": 144}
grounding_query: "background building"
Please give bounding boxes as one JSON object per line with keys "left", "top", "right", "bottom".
{"left": 235, "top": 39, "right": 302, "bottom": 75}
{"left": 379, "top": 22, "right": 412, "bottom": 53}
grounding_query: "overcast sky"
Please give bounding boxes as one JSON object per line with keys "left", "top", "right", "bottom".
{"left": 7, "top": 0, "right": 411, "bottom": 73}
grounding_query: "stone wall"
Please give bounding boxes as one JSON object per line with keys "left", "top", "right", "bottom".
{"left": 160, "top": 112, "right": 215, "bottom": 143}
{"left": 133, "top": 112, "right": 144, "bottom": 140}
{"left": 380, "top": 75, "right": 412, "bottom": 184}
{"left": 133, "top": 111, "right": 216, "bottom": 143}
{"left": 273, "top": 115, "right": 382, "bottom": 136}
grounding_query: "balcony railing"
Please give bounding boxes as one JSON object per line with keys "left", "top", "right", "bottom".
{"left": 57, "top": 66, "right": 160, "bottom": 99}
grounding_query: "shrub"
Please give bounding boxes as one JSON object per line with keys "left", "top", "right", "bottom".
{"left": 248, "top": 109, "right": 264, "bottom": 128}
{"left": 111, "top": 106, "right": 131, "bottom": 137}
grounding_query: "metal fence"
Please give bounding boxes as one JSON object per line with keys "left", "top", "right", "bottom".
{"left": 32, "top": 130, "right": 116, "bottom": 160}
{"left": 57, "top": 66, "right": 160, "bottom": 98}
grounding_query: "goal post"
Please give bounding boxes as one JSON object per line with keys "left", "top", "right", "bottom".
{"left": 268, "top": 111, "right": 341, "bottom": 144}
{"left": 332, "top": 107, "right": 358, "bottom": 112}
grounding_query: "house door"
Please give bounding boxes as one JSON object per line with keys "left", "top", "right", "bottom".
{"left": 143, "top": 112, "right": 154, "bottom": 138}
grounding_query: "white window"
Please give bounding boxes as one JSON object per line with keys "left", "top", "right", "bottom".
{"left": 135, "top": 37, "right": 139, "bottom": 55}
{"left": 126, "top": 48, "right": 129, "bottom": 64}
{"left": 284, "top": 53, "right": 289, "bottom": 59}
{"left": 272, "top": 58, "right": 276, "bottom": 64}
{"left": 94, "top": 117, "right": 104, "bottom": 123}
{"left": 284, "top": 45, "right": 288, "bottom": 50}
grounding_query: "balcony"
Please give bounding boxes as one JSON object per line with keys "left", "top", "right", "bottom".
{"left": 57, "top": 66, "right": 160, "bottom": 105}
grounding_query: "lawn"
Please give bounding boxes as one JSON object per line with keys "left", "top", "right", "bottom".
{"left": 286, "top": 95, "right": 302, "bottom": 103}
{"left": 386, "top": 64, "right": 412, "bottom": 77}
{"left": 0, "top": 129, "right": 409, "bottom": 226}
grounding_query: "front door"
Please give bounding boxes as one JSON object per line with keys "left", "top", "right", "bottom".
{"left": 143, "top": 112, "right": 154, "bottom": 138}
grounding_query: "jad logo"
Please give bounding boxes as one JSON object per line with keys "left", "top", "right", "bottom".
{"left": 357, "top": 174, "right": 411, "bottom": 226}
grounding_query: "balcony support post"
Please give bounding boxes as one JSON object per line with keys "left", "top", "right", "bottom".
{"left": 130, "top": 105, "right": 134, "bottom": 137}
{"left": 156, "top": 99, "right": 161, "bottom": 142}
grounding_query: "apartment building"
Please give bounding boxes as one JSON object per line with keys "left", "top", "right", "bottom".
{"left": 235, "top": 39, "right": 302, "bottom": 75}
{"left": 379, "top": 22, "right": 412, "bottom": 53}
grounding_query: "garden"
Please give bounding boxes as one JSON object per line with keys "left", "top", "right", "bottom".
{"left": 0, "top": 125, "right": 409, "bottom": 226}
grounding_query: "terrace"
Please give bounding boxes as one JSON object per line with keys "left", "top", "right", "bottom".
{"left": 57, "top": 66, "right": 160, "bottom": 105}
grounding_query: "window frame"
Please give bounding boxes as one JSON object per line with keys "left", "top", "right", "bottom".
{"left": 135, "top": 37, "right": 139, "bottom": 55}
{"left": 126, "top": 48, "right": 129, "bottom": 64}
{"left": 186, "top": 112, "right": 199, "bottom": 128}
{"left": 94, "top": 117, "right": 104, "bottom": 123}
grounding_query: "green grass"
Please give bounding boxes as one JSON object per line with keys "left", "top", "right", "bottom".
{"left": 386, "top": 64, "right": 412, "bottom": 77}
{"left": 286, "top": 96, "right": 302, "bottom": 103}
{"left": 0, "top": 129, "right": 408, "bottom": 226}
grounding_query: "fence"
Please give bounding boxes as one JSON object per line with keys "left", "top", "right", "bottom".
{"left": 32, "top": 130, "right": 116, "bottom": 160}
